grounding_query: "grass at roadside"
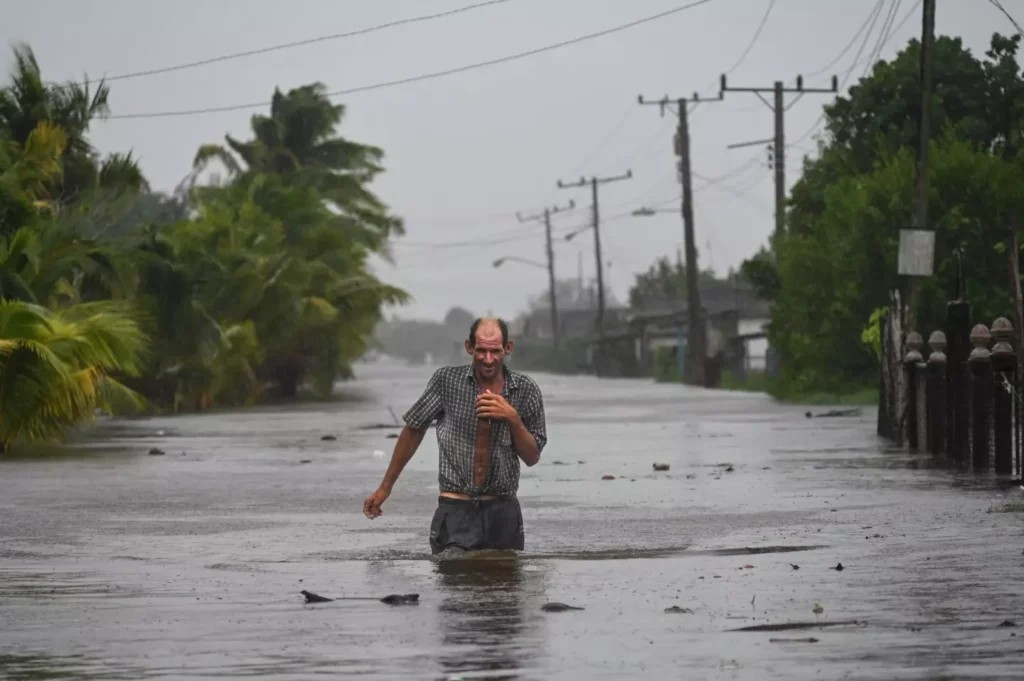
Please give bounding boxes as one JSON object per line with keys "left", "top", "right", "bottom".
{"left": 718, "top": 370, "right": 878, "bottom": 407}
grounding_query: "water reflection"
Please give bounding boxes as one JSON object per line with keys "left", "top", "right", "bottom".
{"left": 433, "top": 555, "right": 544, "bottom": 680}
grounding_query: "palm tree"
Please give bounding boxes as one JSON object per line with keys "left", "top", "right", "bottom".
{"left": 192, "top": 82, "right": 403, "bottom": 249}
{"left": 0, "top": 299, "right": 148, "bottom": 451}
{"left": 0, "top": 43, "right": 148, "bottom": 207}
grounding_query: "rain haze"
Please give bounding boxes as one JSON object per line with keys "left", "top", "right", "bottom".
{"left": 1, "top": 0, "right": 1003, "bottom": 320}
{"left": 8, "top": 3, "right": 1024, "bottom": 679}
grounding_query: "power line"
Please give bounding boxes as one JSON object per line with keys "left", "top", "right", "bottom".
{"left": 690, "top": 0, "right": 777, "bottom": 110}
{"left": 391, "top": 198, "right": 665, "bottom": 266}
{"left": 719, "top": 0, "right": 777, "bottom": 80}
{"left": 989, "top": 0, "right": 1024, "bottom": 39}
{"left": 803, "top": 0, "right": 884, "bottom": 79}
{"left": 55, "top": 0, "right": 513, "bottom": 88}
{"left": 789, "top": 0, "right": 919, "bottom": 148}
{"left": 106, "top": 0, "right": 717, "bottom": 120}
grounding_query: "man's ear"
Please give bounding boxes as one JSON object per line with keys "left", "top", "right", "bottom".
{"left": 504, "top": 340, "right": 514, "bottom": 355}
{"left": 465, "top": 339, "right": 474, "bottom": 355}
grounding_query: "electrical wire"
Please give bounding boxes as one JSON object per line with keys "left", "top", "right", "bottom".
{"left": 55, "top": 0, "right": 513, "bottom": 88}
{"left": 803, "top": 0, "right": 884, "bottom": 79}
{"left": 690, "top": 0, "right": 777, "bottom": 104}
{"left": 717, "top": 0, "right": 777, "bottom": 83}
{"left": 789, "top": 0, "right": 919, "bottom": 148}
{"left": 106, "top": 0, "right": 717, "bottom": 120}
{"left": 397, "top": 192, "right": 682, "bottom": 253}
{"left": 989, "top": 0, "right": 1024, "bottom": 39}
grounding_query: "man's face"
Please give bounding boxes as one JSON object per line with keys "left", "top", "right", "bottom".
{"left": 466, "top": 322, "right": 511, "bottom": 380}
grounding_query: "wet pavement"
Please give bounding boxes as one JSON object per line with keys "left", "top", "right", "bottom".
{"left": 2, "top": 360, "right": 1024, "bottom": 680}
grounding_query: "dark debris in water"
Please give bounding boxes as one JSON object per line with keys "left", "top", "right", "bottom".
{"left": 541, "top": 602, "right": 584, "bottom": 612}
{"left": 729, "top": 620, "right": 862, "bottom": 632}
{"left": 301, "top": 589, "right": 419, "bottom": 605}
{"left": 770, "top": 637, "right": 819, "bottom": 643}
{"left": 664, "top": 606, "right": 693, "bottom": 614}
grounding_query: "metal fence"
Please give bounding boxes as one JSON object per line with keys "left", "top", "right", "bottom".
{"left": 897, "top": 312, "right": 1023, "bottom": 476}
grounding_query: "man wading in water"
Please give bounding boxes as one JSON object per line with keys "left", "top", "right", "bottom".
{"left": 362, "top": 317, "right": 547, "bottom": 554}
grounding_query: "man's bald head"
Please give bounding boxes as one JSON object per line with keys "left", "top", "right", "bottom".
{"left": 468, "top": 317, "right": 509, "bottom": 346}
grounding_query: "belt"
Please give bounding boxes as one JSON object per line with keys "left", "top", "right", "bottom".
{"left": 440, "top": 491, "right": 495, "bottom": 500}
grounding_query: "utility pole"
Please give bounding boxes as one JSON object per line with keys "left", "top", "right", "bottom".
{"left": 637, "top": 93, "right": 723, "bottom": 387}
{"left": 516, "top": 199, "right": 575, "bottom": 348}
{"left": 906, "top": 0, "right": 936, "bottom": 333}
{"left": 556, "top": 170, "right": 633, "bottom": 377}
{"left": 720, "top": 74, "right": 839, "bottom": 241}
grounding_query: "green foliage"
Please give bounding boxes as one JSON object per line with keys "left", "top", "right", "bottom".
{"left": 738, "top": 246, "right": 780, "bottom": 301}
{"left": 741, "top": 32, "right": 1024, "bottom": 396}
{"left": 0, "top": 44, "right": 408, "bottom": 450}
{"left": 0, "top": 299, "right": 147, "bottom": 451}
{"left": 650, "top": 345, "right": 681, "bottom": 383}
{"left": 861, "top": 307, "right": 887, "bottom": 361}
{"left": 628, "top": 254, "right": 719, "bottom": 309}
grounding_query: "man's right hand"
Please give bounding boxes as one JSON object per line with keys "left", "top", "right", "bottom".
{"left": 363, "top": 487, "right": 390, "bottom": 519}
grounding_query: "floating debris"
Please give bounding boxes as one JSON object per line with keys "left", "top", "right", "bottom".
{"left": 805, "top": 408, "right": 861, "bottom": 419}
{"left": 729, "top": 620, "right": 860, "bottom": 632}
{"left": 320, "top": 435, "right": 337, "bottom": 441}
{"left": 653, "top": 463, "right": 670, "bottom": 472}
{"left": 541, "top": 602, "right": 584, "bottom": 612}
{"left": 770, "top": 637, "right": 819, "bottom": 643}
{"left": 301, "top": 590, "right": 333, "bottom": 603}
{"left": 148, "top": 448, "right": 165, "bottom": 456}
{"left": 601, "top": 475, "right": 616, "bottom": 480}
{"left": 664, "top": 606, "right": 693, "bottom": 614}
{"left": 301, "top": 590, "right": 419, "bottom": 605}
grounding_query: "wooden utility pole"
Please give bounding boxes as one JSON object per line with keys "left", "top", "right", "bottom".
{"left": 637, "top": 93, "right": 723, "bottom": 386}
{"left": 906, "top": 0, "right": 936, "bottom": 333}
{"left": 556, "top": 170, "right": 633, "bottom": 376}
{"left": 720, "top": 74, "right": 838, "bottom": 241}
{"left": 516, "top": 199, "right": 576, "bottom": 348}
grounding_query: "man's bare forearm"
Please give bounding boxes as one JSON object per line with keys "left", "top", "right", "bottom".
{"left": 378, "top": 425, "right": 427, "bottom": 491}
{"left": 508, "top": 415, "right": 541, "bottom": 467}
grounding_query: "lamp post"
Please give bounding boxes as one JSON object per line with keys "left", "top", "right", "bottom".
{"left": 492, "top": 256, "right": 547, "bottom": 270}
{"left": 632, "top": 204, "right": 706, "bottom": 386}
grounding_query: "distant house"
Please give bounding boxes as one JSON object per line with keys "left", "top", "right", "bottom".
{"left": 586, "top": 280, "right": 772, "bottom": 380}
{"left": 511, "top": 306, "right": 632, "bottom": 342}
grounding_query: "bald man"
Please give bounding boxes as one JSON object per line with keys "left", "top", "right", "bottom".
{"left": 363, "top": 317, "right": 548, "bottom": 555}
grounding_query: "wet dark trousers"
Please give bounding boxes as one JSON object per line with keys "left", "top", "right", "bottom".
{"left": 429, "top": 496, "right": 525, "bottom": 554}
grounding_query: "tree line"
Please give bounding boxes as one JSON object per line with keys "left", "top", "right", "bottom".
{"left": 0, "top": 44, "right": 407, "bottom": 451}
{"left": 740, "top": 32, "right": 1024, "bottom": 400}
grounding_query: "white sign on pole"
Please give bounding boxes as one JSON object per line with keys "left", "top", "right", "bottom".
{"left": 898, "top": 229, "right": 935, "bottom": 277}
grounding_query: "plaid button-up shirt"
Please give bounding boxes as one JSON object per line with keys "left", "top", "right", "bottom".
{"left": 402, "top": 364, "right": 547, "bottom": 497}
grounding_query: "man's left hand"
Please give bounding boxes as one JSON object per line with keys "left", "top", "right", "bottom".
{"left": 476, "top": 391, "right": 518, "bottom": 422}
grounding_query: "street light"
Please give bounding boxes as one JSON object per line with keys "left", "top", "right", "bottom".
{"left": 492, "top": 256, "right": 547, "bottom": 269}
{"left": 565, "top": 225, "right": 590, "bottom": 241}
{"left": 631, "top": 205, "right": 678, "bottom": 217}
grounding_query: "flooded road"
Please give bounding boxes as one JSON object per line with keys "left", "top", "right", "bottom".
{"left": 2, "top": 361, "right": 1024, "bottom": 680}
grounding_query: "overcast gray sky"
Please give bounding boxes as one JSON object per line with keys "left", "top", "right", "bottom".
{"left": 1, "top": 0, "right": 1006, "bottom": 320}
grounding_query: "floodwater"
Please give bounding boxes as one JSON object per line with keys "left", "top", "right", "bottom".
{"left": 2, "top": 361, "right": 1024, "bottom": 680}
